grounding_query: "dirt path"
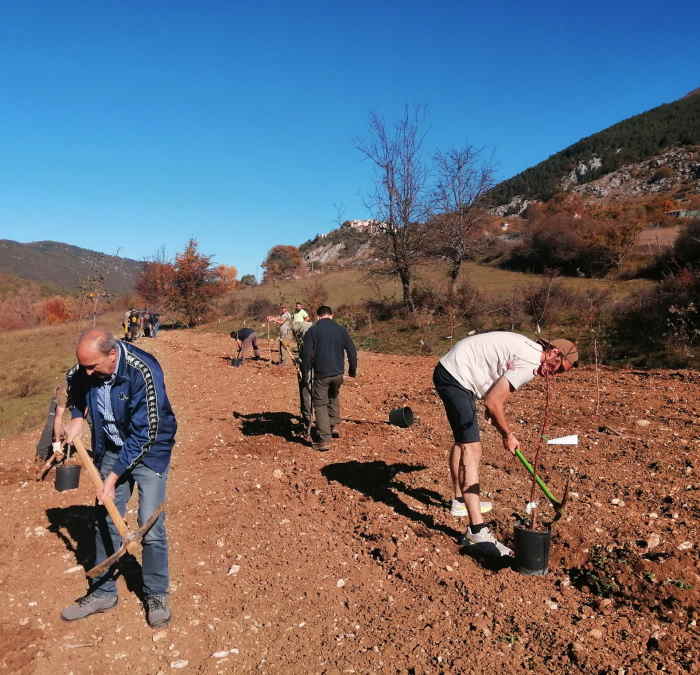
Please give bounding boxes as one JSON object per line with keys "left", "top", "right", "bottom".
{"left": 1, "top": 330, "right": 698, "bottom": 673}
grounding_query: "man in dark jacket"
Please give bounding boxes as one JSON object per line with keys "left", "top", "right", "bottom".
{"left": 301, "top": 306, "right": 357, "bottom": 451}
{"left": 61, "top": 329, "right": 177, "bottom": 628}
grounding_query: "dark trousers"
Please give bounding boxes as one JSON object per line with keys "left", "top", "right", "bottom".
{"left": 298, "top": 370, "right": 313, "bottom": 426}
{"left": 241, "top": 333, "right": 261, "bottom": 358}
{"left": 312, "top": 374, "right": 343, "bottom": 443}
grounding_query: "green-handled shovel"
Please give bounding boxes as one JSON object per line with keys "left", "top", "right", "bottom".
{"left": 514, "top": 448, "right": 569, "bottom": 521}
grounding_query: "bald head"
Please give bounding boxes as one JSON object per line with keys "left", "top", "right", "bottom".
{"left": 77, "top": 329, "right": 119, "bottom": 378}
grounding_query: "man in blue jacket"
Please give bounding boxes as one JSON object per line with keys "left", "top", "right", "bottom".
{"left": 61, "top": 329, "right": 177, "bottom": 628}
{"left": 302, "top": 306, "right": 357, "bottom": 451}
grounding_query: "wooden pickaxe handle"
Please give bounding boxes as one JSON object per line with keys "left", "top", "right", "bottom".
{"left": 281, "top": 343, "right": 303, "bottom": 377}
{"left": 72, "top": 437, "right": 138, "bottom": 554}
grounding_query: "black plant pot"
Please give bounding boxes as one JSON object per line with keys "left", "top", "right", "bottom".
{"left": 55, "top": 464, "right": 81, "bottom": 492}
{"left": 514, "top": 525, "right": 551, "bottom": 575}
{"left": 388, "top": 406, "right": 414, "bottom": 428}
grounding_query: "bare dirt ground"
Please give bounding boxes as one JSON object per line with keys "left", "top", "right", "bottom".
{"left": 1, "top": 330, "right": 698, "bottom": 673}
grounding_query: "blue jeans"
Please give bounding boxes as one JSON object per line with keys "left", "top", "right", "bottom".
{"left": 91, "top": 449, "right": 169, "bottom": 598}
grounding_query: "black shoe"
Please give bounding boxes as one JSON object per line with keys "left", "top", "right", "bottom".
{"left": 313, "top": 441, "right": 331, "bottom": 452}
{"left": 331, "top": 427, "right": 340, "bottom": 439}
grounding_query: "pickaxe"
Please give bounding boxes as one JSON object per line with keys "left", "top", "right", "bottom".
{"left": 36, "top": 446, "right": 63, "bottom": 481}
{"left": 514, "top": 448, "right": 570, "bottom": 522}
{"left": 72, "top": 438, "right": 165, "bottom": 578}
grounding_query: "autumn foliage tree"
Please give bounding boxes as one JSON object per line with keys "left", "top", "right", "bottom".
{"left": 168, "top": 239, "right": 227, "bottom": 327}
{"left": 214, "top": 264, "right": 239, "bottom": 292}
{"left": 262, "top": 245, "right": 302, "bottom": 283}
{"left": 135, "top": 261, "right": 175, "bottom": 310}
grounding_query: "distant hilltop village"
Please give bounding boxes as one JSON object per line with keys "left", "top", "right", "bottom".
{"left": 342, "top": 219, "right": 383, "bottom": 235}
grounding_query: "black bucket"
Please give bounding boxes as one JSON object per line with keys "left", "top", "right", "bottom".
{"left": 514, "top": 525, "right": 551, "bottom": 575}
{"left": 231, "top": 357, "right": 243, "bottom": 367}
{"left": 388, "top": 406, "right": 414, "bottom": 428}
{"left": 55, "top": 464, "right": 81, "bottom": 492}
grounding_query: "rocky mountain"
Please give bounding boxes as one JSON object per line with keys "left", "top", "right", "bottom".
{"left": 0, "top": 240, "right": 144, "bottom": 294}
{"left": 489, "top": 87, "right": 700, "bottom": 214}
{"left": 299, "top": 221, "right": 380, "bottom": 269}
{"left": 300, "top": 90, "right": 700, "bottom": 267}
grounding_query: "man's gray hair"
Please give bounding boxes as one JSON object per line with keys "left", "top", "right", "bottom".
{"left": 78, "top": 329, "right": 118, "bottom": 355}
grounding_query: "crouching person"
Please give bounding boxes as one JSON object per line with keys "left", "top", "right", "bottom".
{"left": 61, "top": 329, "right": 177, "bottom": 628}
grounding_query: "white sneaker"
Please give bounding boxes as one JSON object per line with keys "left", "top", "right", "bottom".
{"left": 450, "top": 499, "right": 493, "bottom": 517}
{"left": 462, "top": 526, "right": 513, "bottom": 557}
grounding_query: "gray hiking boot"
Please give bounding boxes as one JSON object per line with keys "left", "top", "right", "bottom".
{"left": 461, "top": 526, "right": 513, "bottom": 557}
{"left": 61, "top": 593, "right": 118, "bottom": 621}
{"left": 145, "top": 594, "right": 172, "bottom": 628}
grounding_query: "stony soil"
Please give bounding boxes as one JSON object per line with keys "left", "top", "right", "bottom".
{"left": 0, "top": 330, "right": 698, "bottom": 673}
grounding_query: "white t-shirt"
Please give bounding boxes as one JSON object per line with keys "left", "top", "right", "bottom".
{"left": 439, "top": 332, "right": 542, "bottom": 398}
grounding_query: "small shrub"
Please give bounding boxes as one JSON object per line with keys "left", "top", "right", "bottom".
{"left": 522, "top": 280, "right": 571, "bottom": 329}
{"left": 302, "top": 280, "right": 328, "bottom": 313}
{"left": 220, "top": 296, "right": 240, "bottom": 317}
{"left": 14, "top": 373, "right": 43, "bottom": 399}
{"left": 611, "top": 265, "right": 700, "bottom": 365}
{"left": 411, "top": 285, "right": 443, "bottom": 313}
{"left": 246, "top": 298, "right": 278, "bottom": 321}
{"left": 364, "top": 298, "right": 402, "bottom": 321}
{"left": 453, "top": 281, "right": 483, "bottom": 320}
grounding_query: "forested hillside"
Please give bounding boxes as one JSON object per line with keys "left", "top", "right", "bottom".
{"left": 489, "top": 88, "right": 700, "bottom": 207}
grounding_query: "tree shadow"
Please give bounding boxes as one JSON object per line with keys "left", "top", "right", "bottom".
{"left": 233, "top": 410, "right": 310, "bottom": 446}
{"left": 46, "top": 505, "right": 144, "bottom": 599}
{"left": 321, "top": 460, "right": 460, "bottom": 539}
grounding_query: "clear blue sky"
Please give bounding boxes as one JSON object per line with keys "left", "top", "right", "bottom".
{"left": 1, "top": 0, "right": 698, "bottom": 278}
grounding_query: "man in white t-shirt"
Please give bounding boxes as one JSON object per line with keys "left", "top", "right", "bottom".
{"left": 433, "top": 331, "right": 578, "bottom": 557}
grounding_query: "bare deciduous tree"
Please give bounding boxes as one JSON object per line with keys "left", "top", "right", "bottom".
{"left": 357, "top": 106, "right": 429, "bottom": 312}
{"left": 430, "top": 145, "right": 495, "bottom": 298}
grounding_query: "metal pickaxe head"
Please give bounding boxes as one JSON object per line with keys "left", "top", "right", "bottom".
{"left": 85, "top": 502, "right": 166, "bottom": 578}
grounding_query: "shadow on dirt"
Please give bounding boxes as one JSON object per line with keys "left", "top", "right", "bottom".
{"left": 459, "top": 543, "right": 514, "bottom": 572}
{"left": 233, "top": 410, "right": 310, "bottom": 446}
{"left": 46, "top": 505, "right": 144, "bottom": 599}
{"left": 322, "top": 460, "right": 461, "bottom": 539}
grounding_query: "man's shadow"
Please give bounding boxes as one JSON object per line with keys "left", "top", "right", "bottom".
{"left": 46, "top": 505, "right": 144, "bottom": 599}
{"left": 233, "top": 411, "right": 310, "bottom": 446}
{"left": 322, "top": 461, "right": 514, "bottom": 571}
{"left": 321, "top": 461, "right": 461, "bottom": 539}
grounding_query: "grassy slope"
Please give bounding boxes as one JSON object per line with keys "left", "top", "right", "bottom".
{"left": 204, "top": 261, "right": 654, "bottom": 359}
{"left": 0, "top": 313, "right": 124, "bottom": 440}
{"left": 227, "top": 261, "right": 652, "bottom": 308}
